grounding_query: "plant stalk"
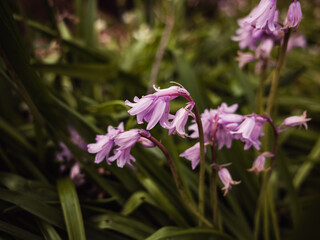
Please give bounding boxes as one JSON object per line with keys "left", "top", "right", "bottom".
{"left": 254, "top": 118, "right": 279, "bottom": 240}
{"left": 266, "top": 30, "right": 291, "bottom": 115}
{"left": 210, "top": 116, "right": 219, "bottom": 228}
{"left": 142, "top": 133, "right": 213, "bottom": 227}
{"left": 193, "top": 105, "right": 206, "bottom": 225}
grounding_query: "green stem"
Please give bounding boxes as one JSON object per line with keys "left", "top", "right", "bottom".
{"left": 263, "top": 197, "right": 270, "bottom": 240}
{"left": 142, "top": 133, "right": 213, "bottom": 227}
{"left": 254, "top": 118, "right": 279, "bottom": 240}
{"left": 210, "top": 116, "right": 219, "bottom": 228}
{"left": 268, "top": 185, "right": 281, "bottom": 240}
{"left": 257, "top": 60, "right": 268, "bottom": 115}
{"left": 193, "top": 105, "right": 206, "bottom": 225}
{"left": 266, "top": 30, "right": 291, "bottom": 115}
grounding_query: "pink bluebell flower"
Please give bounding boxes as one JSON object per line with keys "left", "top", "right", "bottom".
{"left": 283, "top": 0, "right": 302, "bottom": 30}
{"left": 166, "top": 107, "right": 191, "bottom": 137}
{"left": 232, "top": 114, "right": 267, "bottom": 150}
{"left": 188, "top": 103, "right": 243, "bottom": 149}
{"left": 125, "top": 85, "right": 193, "bottom": 130}
{"left": 248, "top": 152, "right": 274, "bottom": 175}
{"left": 218, "top": 168, "right": 241, "bottom": 196}
{"left": 87, "top": 122, "right": 124, "bottom": 164}
{"left": 243, "top": 0, "right": 278, "bottom": 31}
{"left": 179, "top": 142, "right": 205, "bottom": 170}
{"left": 281, "top": 111, "right": 311, "bottom": 130}
{"left": 235, "top": 51, "right": 256, "bottom": 69}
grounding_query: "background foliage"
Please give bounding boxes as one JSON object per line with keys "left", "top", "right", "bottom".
{"left": 0, "top": 0, "right": 319, "bottom": 239}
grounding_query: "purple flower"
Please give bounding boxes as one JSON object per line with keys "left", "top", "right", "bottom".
{"left": 125, "top": 85, "right": 193, "bottom": 130}
{"left": 232, "top": 114, "right": 267, "bottom": 150}
{"left": 282, "top": 111, "right": 311, "bottom": 130}
{"left": 70, "top": 163, "right": 85, "bottom": 186}
{"left": 87, "top": 122, "right": 124, "bottom": 164}
{"left": 255, "top": 38, "right": 274, "bottom": 59}
{"left": 179, "top": 142, "right": 204, "bottom": 170}
{"left": 283, "top": 0, "right": 302, "bottom": 30}
{"left": 218, "top": 168, "right": 241, "bottom": 196}
{"left": 166, "top": 108, "right": 190, "bottom": 137}
{"left": 188, "top": 103, "right": 243, "bottom": 149}
{"left": 287, "top": 34, "right": 306, "bottom": 51}
{"left": 248, "top": 152, "right": 274, "bottom": 175}
{"left": 243, "top": 0, "right": 278, "bottom": 31}
{"left": 109, "top": 129, "right": 153, "bottom": 168}
{"left": 235, "top": 51, "right": 256, "bottom": 69}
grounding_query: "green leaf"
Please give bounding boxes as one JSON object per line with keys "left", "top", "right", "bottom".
{"left": 57, "top": 178, "right": 86, "bottom": 240}
{"left": 0, "top": 220, "right": 42, "bottom": 240}
{"left": 89, "top": 213, "right": 155, "bottom": 240}
{"left": 86, "top": 100, "right": 128, "bottom": 116}
{"left": 0, "top": 188, "right": 65, "bottom": 229}
{"left": 145, "top": 226, "right": 234, "bottom": 240}
{"left": 122, "top": 191, "right": 158, "bottom": 216}
{"left": 37, "top": 220, "right": 62, "bottom": 240}
{"left": 138, "top": 175, "right": 190, "bottom": 227}
{"left": 32, "top": 63, "right": 117, "bottom": 80}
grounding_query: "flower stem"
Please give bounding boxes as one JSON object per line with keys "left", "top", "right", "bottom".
{"left": 266, "top": 30, "right": 291, "bottom": 115}
{"left": 257, "top": 60, "right": 268, "bottom": 115}
{"left": 141, "top": 132, "right": 213, "bottom": 227}
{"left": 254, "top": 118, "right": 279, "bottom": 240}
{"left": 210, "top": 116, "right": 219, "bottom": 228}
{"left": 193, "top": 105, "right": 206, "bottom": 225}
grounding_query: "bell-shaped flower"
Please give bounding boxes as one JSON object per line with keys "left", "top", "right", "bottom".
{"left": 109, "top": 129, "right": 154, "bottom": 168}
{"left": 243, "top": 0, "right": 278, "bottom": 31}
{"left": 87, "top": 122, "right": 124, "bottom": 164}
{"left": 125, "top": 85, "right": 193, "bottom": 130}
{"left": 166, "top": 108, "right": 190, "bottom": 137}
{"left": 282, "top": 111, "right": 311, "bottom": 130}
{"left": 180, "top": 142, "right": 205, "bottom": 170}
{"left": 283, "top": 0, "right": 302, "bottom": 30}
{"left": 218, "top": 168, "right": 241, "bottom": 196}
{"left": 232, "top": 114, "right": 267, "bottom": 150}
{"left": 248, "top": 152, "right": 274, "bottom": 175}
{"left": 235, "top": 51, "right": 256, "bottom": 69}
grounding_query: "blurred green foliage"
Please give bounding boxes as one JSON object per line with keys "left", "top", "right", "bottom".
{"left": 0, "top": 0, "right": 319, "bottom": 239}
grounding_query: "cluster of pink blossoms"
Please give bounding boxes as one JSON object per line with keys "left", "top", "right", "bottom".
{"left": 87, "top": 84, "right": 311, "bottom": 195}
{"left": 232, "top": 0, "right": 305, "bottom": 72}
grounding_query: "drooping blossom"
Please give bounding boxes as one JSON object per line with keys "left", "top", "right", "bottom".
{"left": 165, "top": 107, "right": 191, "bottom": 137}
{"left": 248, "top": 152, "right": 274, "bottom": 175}
{"left": 243, "top": 0, "right": 278, "bottom": 31}
{"left": 70, "top": 163, "right": 85, "bottom": 186}
{"left": 281, "top": 111, "right": 311, "bottom": 130}
{"left": 283, "top": 0, "right": 302, "bottom": 30}
{"left": 87, "top": 122, "right": 124, "bottom": 164}
{"left": 232, "top": 114, "right": 267, "bottom": 150}
{"left": 235, "top": 51, "right": 256, "bottom": 69}
{"left": 218, "top": 168, "right": 241, "bottom": 196}
{"left": 179, "top": 142, "right": 204, "bottom": 170}
{"left": 125, "top": 85, "right": 193, "bottom": 130}
{"left": 188, "top": 103, "right": 243, "bottom": 149}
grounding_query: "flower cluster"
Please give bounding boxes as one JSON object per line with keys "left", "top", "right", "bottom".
{"left": 87, "top": 123, "right": 154, "bottom": 168}
{"left": 88, "top": 84, "right": 311, "bottom": 196}
{"left": 232, "top": 0, "right": 304, "bottom": 72}
{"left": 56, "top": 126, "right": 87, "bottom": 186}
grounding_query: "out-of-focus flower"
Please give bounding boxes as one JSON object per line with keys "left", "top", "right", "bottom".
{"left": 125, "top": 85, "right": 193, "bottom": 130}
{"left": 232, "top": 114, "right": 267, "bottom": 150}
{"left": 179, "top": 142, "right": 204, "bottom": 170}
{"left": 248, "top": 152, "right": 274, "bottom": 175}
{"left": 282, "top": 111, "right": 311, "bottom": 129}
{"left": 218, "top": 168, "right": 241, "bottom": 196}
{"left": 243, "top": 0, "right": 278, "bottom": 31}
{"left": 70, "top": 163, "right": 85, "bottom": 186}
{"left": 287, "top": 34, "right": 306, "bottom": 51}
{"left": 87, "top": 122, "right": 124, "bottom": 164}
{"left": 283, "top": 0, "right": 302, "bottom": 30}
{"left": 235, "top": 51, "right": 256, "bottom": 68}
